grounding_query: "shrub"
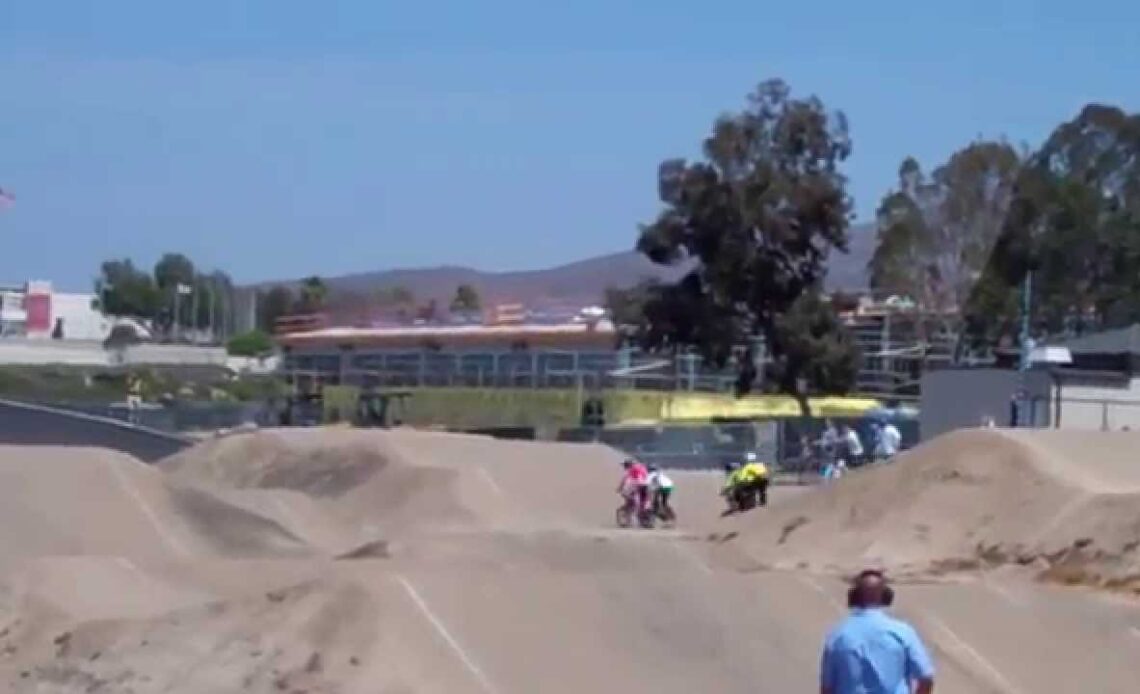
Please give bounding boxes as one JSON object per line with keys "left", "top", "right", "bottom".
{"left": 225, "top": 330, "right": 274, "bottom": 357}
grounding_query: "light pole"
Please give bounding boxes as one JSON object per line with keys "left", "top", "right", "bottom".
{"left": 174, "top": 283, "right": 192, "bottom": 341}
{"left": 1016, "top": 271, "right": 1034, "bottom": 427}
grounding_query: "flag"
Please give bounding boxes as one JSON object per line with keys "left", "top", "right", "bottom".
{"left": 0, "top": 188, "right": 13, "bottom": 208}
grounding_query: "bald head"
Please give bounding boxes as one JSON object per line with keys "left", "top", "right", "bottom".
{"left": 849, "top": 570, "right": 892, "bottom": 608}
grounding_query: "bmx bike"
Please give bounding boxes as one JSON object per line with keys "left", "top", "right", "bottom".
{"left": 615, "top": 493, "right": 655, "bottom": 529}
{"left": 652, "top": 494, "right": 677, "bottom": 528}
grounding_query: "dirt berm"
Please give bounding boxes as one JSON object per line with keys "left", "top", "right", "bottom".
{"left": 714, "top": 428, "right": 1140, "bottom": 591}
{"left": 3, "top": 428, "right": 1140, "bottom": 692}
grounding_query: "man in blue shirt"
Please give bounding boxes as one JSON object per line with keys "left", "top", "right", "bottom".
{"left": 820, "top": 570, "right": 935, "bottom": 694}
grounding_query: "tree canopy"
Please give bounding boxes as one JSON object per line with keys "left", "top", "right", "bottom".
{"left": 966, "top": 104, "right": 1140, "bottom": 345}
{"left": 95, "top": 259, "right": 161, "bottom": 319}
{"left": 632, "top": 78, "right": 858, "bottom": 412}
{"left": 153, "top": 253, "right": 196, "bottom": 291}
{"left": 257, "top": 286, "right": 295, "bottom": 333}
{"left": 96, "top": 253, "right": 236, "bottom": 341}
{"left": 868, "top": 141, "right": 1021, "bottom": 319}
{"left": 297, "top": 276, "right": 329, "bottom": 313}
{"left": 450, "top": 284, "right": 482, "bottom": 312}
{"left": 226, "top": 329, "right": 274, "bottom": 357}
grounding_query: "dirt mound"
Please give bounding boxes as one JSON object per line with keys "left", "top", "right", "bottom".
{"left": 161, "top": 428, "right": 482, "bottom": 535}
{"left": 0, "top": 573, "right": 436, "bottom": 694}
{"left": 0, "top": 446, "right": 310, "bottom": 565}
{"left": 159, "top": 429, "right": 391, "bottom": 495}
{"left": 715, "top": 429, "right": 1140, "bottom": 590}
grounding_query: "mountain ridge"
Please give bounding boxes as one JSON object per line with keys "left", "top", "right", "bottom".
{"left": 266, "top": 222, "right": 875, "bottom": 308}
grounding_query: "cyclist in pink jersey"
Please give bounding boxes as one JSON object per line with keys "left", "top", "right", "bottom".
{"left": 617, "top": 458, "right": 651, "bottom": 511}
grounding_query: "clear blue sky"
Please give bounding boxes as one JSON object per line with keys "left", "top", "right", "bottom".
{"left": 2, "top": 1, "right": 1138, "bottom": 290}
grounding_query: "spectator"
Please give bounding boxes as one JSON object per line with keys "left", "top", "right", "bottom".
{"left": 840, "top": 424, "right": 864, "bottom": 467}
{"left": 820, "top": 570, "right": 935, "bottom": 694}
{"left": 819, "top": 419, "right": 840, "bottom": 464}
{"left": 875, "top": 421, "right": 902, "bottom": 462}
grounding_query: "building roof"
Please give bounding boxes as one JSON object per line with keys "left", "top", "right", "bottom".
{"left": 1054, "top": 324, "right": 1140, "bottom": 356}
{"left": 277, "top": 319, "right": 617, "bottom": 349}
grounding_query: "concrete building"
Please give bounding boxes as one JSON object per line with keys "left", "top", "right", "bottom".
{"left": 0, "top": 280, "right": 111, "bottom": 341}
{"left": 276, "top": 306, "right": 740, "bottom": 393}
{"left": 1045, "top": 325, "right": 1140, "bottom": 431}
{"left": 921, "top": 324, "right": 1140, "bottom": 437}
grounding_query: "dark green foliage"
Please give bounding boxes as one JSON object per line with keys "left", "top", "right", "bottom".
{"left": 95, "top": 259, "right": 161, "bottom": 319}
{"left": 450, "top": 284, "right": 482, "bottom": 312}
{"left": 764, "top": 293, "right": 861, "bottom": 398}
{"left": 967, "top": 104, "right": 1140, "bottom": 344}
{"left": 869, "top": 142, "right": 1021, "bottom": 318}
{"left": 257, "top": 286, "right": 296, "bottom": 332}
{"left": 297, "top": 276, "right": 328, "bottom": 313}
{"left": 153, "top": 253, "right": 196, "bottom": 291}
{"left": 226, "top": 330, "right": 274, "bottom": 357}
{"left": 604, "top": 280, "right": 659, "bottom": 331}
{"left": 632, "top": 79, "right": 858, "bottom": 413}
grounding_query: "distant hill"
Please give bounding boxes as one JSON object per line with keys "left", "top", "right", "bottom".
{"left": 270, "top": 222, "right": 876, "bottom": 308}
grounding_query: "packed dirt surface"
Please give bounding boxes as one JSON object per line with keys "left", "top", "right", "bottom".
{"left": 0, "top": 428, "right": 1138, "bottom": 692}
{"left": 714, "top": 429, "right": 1140, "bottom": 592}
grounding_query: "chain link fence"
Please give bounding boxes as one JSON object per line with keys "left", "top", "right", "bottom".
{"left": 558, "top": 416, "right": 920, "bottom": 483}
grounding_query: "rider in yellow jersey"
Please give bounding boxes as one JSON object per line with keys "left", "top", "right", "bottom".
{"left": 722, "top": 455, "right": 771, "bottom": 511}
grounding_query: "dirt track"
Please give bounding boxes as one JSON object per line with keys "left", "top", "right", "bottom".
{"left": 1, "top": 429, "right": 1139, "bottom": 692}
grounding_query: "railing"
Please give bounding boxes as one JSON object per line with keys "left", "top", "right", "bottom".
{"left": 1025, "top": 395, "right": 1140, "bottom": 431}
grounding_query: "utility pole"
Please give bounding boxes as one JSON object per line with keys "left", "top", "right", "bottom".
{"left": 172, "top": 287, "right": 180, "bottom": 341}
{"left": 1019, "top": 271, "right": 1034, "bottom": 372}
{"left": 174, "top": 284, "right": 192, "bottom": 342}
{"left": 191, "top": 285, "right": 199, "bottom": 344}
{"left": 1016, "top": 270, "right": 1034, "bottom": 427}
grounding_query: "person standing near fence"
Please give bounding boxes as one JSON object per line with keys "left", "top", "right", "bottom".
{"left": 840, "top": 425, "right": 864, "bottom": 468}
{"left": 820, "top": 570, "right": 935, "bottom": 694}
{"left": 873, "top": 421, "right": 902, "bottom": 462}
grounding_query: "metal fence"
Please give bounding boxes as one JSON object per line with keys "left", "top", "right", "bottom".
{"left": 1024, "top": 395, "right": 1140, "bottom": 432}
{"left": 559, "top": 416, "right": 920, "bottom": 479}
{"left": 42, "top": 400, "right": 271, "bottom": 433}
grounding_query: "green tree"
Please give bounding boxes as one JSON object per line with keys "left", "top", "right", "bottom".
{"left": 868, "top": 142, "right": 1021, "bottom": 322}
{"left": 257, "top": 286, "right": 295, "bottom": 332}
{"left": 764, "top": 293, "right": 861, "bottom": 399}
{"left": 968, "top": 104, "right": 1140, "bottom": 346}
{"left": 95, "top": 259, "right": 161, "bottom": 319}
{"left": 450, "top": 284, "right": 482, "bottom": 312}
{"left": 297, "top": 276, "right": 328, "bottom": 312}
{"left": 604, "top": 280, "right": 658, "bottom": 333}
{"left": 153, "top": 253, "right": 196, "bottom": 291}
{"left": 633, "top": 78, "right": 856, "bottom": 413}
{"left": 226, "top": 329, "right": 274, "bottom": 357}
{"left": 152, "top": 253, "right": 198, "bottom": 330}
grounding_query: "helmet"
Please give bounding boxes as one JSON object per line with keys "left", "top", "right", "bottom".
{"left": 647, "top": 464, "right": 660, "bottom": 473}
{"left": 745, "top": 451, "right": 758, "bottom": 462}
{"left": 622, "top": 458, "right": 634, "bottom": 469}
{"left": 724, "top": 461, "right": 740, "bottom": 472}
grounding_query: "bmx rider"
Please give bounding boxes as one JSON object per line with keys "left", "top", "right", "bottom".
{"left": 647, "top": 464, "right": 675, "bottom": 521}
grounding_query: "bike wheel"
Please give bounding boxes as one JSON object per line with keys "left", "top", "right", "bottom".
{"left": 638, "top": 509, "right": 656, "bottom": 529}
{"left": 615, "top": 505, "right": 632, "bottom": 528}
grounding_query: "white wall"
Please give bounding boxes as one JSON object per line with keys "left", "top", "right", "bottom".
{"left": 0, "top": 340, "right": 229, "bottom": 367}
{"left": 51, "top": 293, "right": 112, "bottom": 341}
{"left": 1052, "top": 375, "right": 1140, "bottom": 431}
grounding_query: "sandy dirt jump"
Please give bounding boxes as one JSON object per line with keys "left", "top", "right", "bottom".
{"left": 0, "top": 427, "right": 1138, "bottom": 692}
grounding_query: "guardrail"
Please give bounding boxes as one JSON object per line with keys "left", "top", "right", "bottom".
{"left": 0, "top": 398, "right": 191, "bottom": 462}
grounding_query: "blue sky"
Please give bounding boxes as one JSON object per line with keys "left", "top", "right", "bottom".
{"left": 1, "top": 1, "right": 1138, "bottom": 290}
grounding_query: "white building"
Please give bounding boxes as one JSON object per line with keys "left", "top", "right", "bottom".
{"left": 0, "top": 280, "right": 111, "bottom": 341}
